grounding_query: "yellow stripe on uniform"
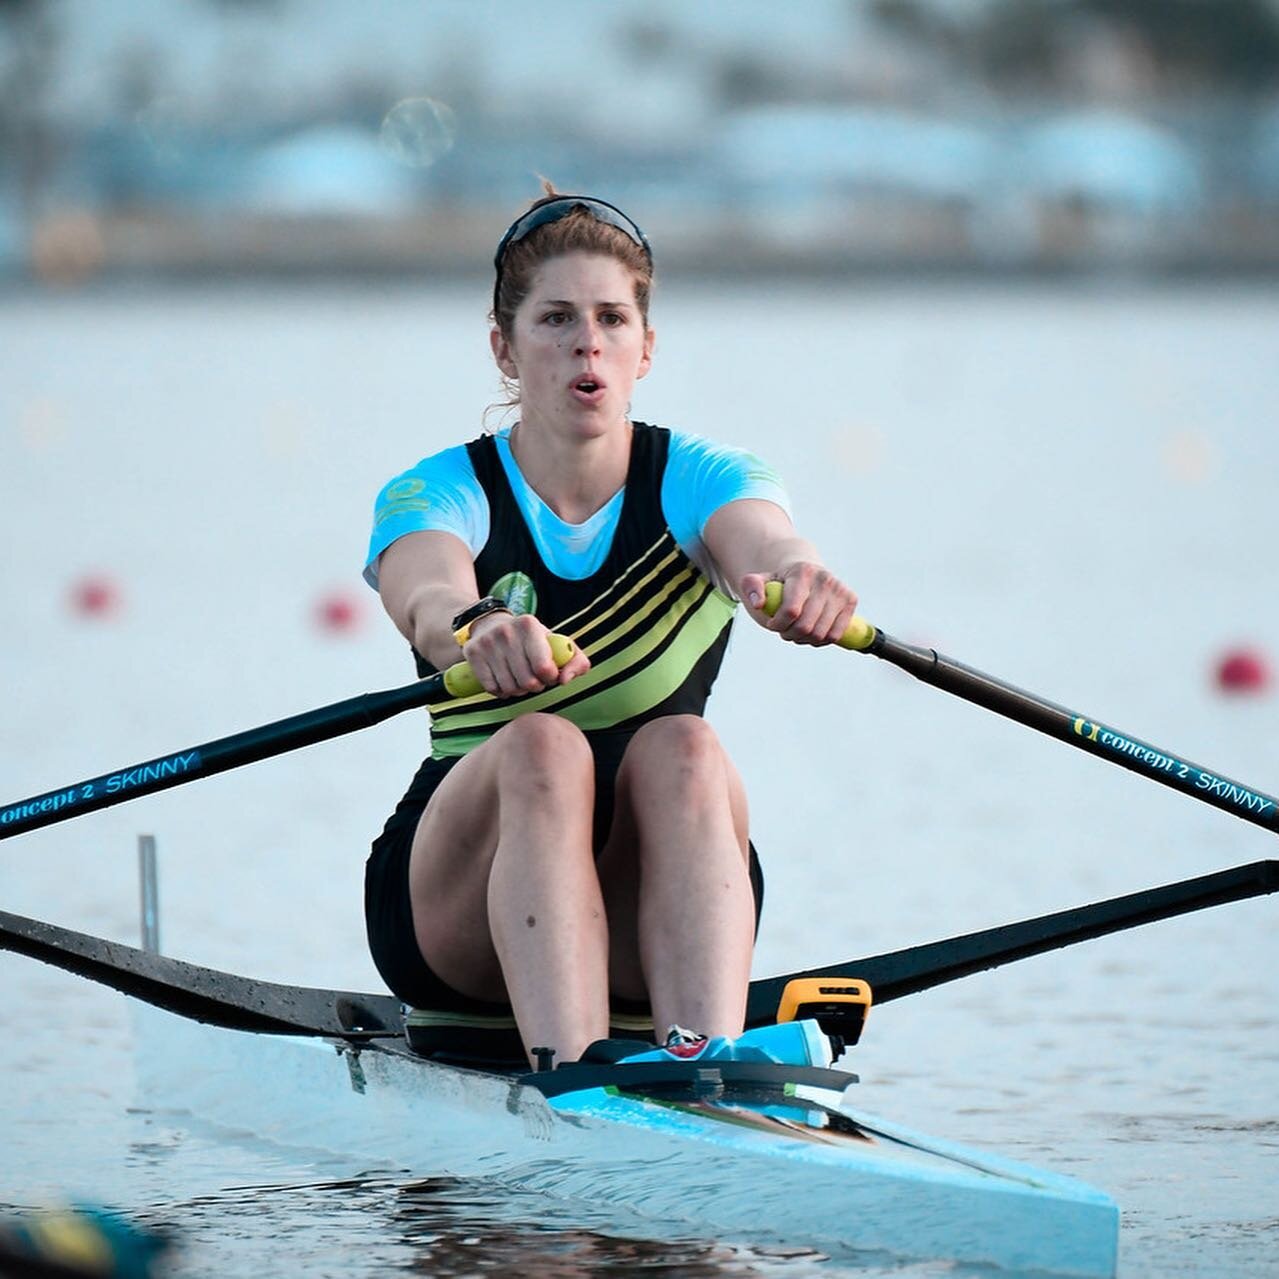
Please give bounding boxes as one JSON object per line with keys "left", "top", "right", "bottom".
{"left": 430, "top": 581, "right": 735, "bottom": 757}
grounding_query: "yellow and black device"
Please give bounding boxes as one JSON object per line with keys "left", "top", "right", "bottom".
{"left": 776, "top": 977, "right": 872, "bottom": 1046}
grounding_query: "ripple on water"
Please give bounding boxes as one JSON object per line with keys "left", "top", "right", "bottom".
{"left": 127, "top": 1175, "right": 901, "bottom": 1279}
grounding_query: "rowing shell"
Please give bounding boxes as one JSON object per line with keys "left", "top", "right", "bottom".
{"left": 1, "top": 904, "right": 1127, "bottom": 1274}
{"left": 131, "top": 999, "right": 1118, "bottom": 1276}
{"left": 6, "top": 864, "right": 1274, "bottom": 1272}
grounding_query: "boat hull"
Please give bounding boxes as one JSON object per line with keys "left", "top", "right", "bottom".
{"left": 132, "top": 1005, "right": 1118, "bottom": 1276}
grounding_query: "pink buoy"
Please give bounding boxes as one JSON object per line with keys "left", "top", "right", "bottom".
{"left": 314, "top": 591, "right": 363, "bottom": 634}
{"left": 69, "top": 574, "right": 122, "bottom": 620}
{"left": 1214, "top": 647, "right": 1272, "bottom": 695}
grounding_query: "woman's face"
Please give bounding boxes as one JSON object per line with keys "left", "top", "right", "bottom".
{"left": 491, "top": 251, "right": 654, "bottom": 438}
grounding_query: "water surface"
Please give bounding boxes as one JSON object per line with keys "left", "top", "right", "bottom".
{"left": 2, "top": 281, "right": 1276, "bottom": 1276}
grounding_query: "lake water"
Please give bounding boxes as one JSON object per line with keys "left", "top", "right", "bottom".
{"left": 2, "top": 280, "right": 1277, "bottom": 1277}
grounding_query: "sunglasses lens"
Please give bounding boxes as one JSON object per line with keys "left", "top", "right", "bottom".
{"left": 498, "top": 198, "right": 650, "bottom": 263}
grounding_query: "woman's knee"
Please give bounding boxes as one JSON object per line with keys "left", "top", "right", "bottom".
{"left": 492, "top": 713, "right": 593, "bottom": 799}
{"left": 618, "top": 716, "right": 748, "bottom": 845}
{"left": 628, "top": 715, "right": 727, "bottom": 782}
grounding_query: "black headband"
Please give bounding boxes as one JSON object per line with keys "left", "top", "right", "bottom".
{"left": 492, "top": 195, "right": 652, "bottom": 317}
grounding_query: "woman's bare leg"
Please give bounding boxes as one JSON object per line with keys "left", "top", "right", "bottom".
{"left": 408, "top": 713, "right": 610, "bottom": 1065}
{"left": 597, "top": 715, "right": 754, "bottom": 1041}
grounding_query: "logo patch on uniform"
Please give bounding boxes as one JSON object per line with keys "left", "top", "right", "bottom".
{"left": 385, "top": 477, "right": 426, "bottom": 501}
{"left": 741, "top": 453, "right": 781, "bottom": 485}
{"left": 489, "top": 571, "right": 537, "bottom": 616}
{"left": 374, "top": 476, "right": 431, "bottom": 528}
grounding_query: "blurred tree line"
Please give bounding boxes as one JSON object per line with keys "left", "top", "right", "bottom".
{"left": 4, "top": 0, "right": 1278, "bottom": 276}
{"left": 871, "top": 0, "right": 1279, "bottom": 95}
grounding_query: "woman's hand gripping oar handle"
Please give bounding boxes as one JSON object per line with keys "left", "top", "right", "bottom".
{"left": 441, "top": 633, "right": 577, "bottom": 698}
{"left": 761, "top": 581, "right": 877, "bottom": 651}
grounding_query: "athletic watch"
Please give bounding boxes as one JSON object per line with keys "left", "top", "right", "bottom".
{"left": 451, "top": 596, "right": 511, "bottom": 645}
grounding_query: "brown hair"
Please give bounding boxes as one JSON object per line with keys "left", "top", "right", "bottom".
{"left": 491, "top": 182, "right": 654, "bottom": 342}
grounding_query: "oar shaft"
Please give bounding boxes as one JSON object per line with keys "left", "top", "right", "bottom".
{"left": 744, "top": 858, "right": 1278, "bottom": 1024}
{"left": 871, "top": 630, "right": 1279, "bottom": 834}
{"left": 760, "top": 583, "right": 1278, "bottom": 835}
{"left": 0, "top": 677, "right": 440, "bottom": 839}
{"left": 845, "top": 858, "right": 1279, "bottom": 1004}
{"left": 0, "top": 906, "right": 403, "bottom": 1036}
{"left": 7, "top": 861, "right": 1273, "bottom": 1036}
{"left": 0, "top": 633, "right": 577, "bottom": 841}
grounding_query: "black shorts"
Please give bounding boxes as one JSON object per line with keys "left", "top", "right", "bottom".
{"left": 364, "top": 729, "right": 765, "bottom": 1013}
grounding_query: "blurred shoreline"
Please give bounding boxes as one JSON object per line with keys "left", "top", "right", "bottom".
{"left": 6, "top": 3, "right": 1279, "bottom": 290}
{"left": 11, "top": 205, "right": 1279, "bottom": 291}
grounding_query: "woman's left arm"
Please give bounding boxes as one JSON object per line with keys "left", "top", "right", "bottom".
{"left": 703, "top": 498, "right": 858, "bottom": 646}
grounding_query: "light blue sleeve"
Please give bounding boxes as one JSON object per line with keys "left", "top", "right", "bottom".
{"left": 661, "top": 429, "right": 792, "bottom": 596}
{"left": 363, "top": 444, "right": 489, "bottom": 589}
{"left": 661, "top": 430, "right": 792, "bottom": 542}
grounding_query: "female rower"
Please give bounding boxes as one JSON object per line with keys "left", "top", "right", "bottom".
{"left": 363, "top": 189, "right": 858, "bottom": 1067}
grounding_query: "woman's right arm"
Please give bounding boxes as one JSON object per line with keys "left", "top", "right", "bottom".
{"left": 377, "top": 530, "right": 588, "bottom": 696}
{"left": 377, "top": 529, "right": 485, "bottom": 671}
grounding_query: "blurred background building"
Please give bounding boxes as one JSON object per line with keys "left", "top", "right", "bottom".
{"left": 2, "top": 0, "right": 1279, "bottom": 285}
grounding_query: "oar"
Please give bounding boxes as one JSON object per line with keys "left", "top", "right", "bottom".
{"left": 762, "top": 583, "right": 1279, "bottom": 835}
{"left": 0, "top": 636, "right": 576, "bottom": 841}
{"left": 745, "top": 858, "right": 1277, "bottom": 1024}
{"left": 0, "top": 906, "right": 403, "bottom": 1038}
{"left": 4, "top": 860, "right": 1274, "bottom": 1041}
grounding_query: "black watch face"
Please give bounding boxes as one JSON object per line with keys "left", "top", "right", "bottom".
{"left": 454, "top": 597, "right": 499, "bottom": 630}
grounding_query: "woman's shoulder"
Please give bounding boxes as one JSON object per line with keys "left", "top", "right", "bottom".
{"left": 403, "top": 436, "right": 484, "bottom": 473}
{"left": 658, "top": 424, "right": 789, "bottom": 526}
{"left": 379, "top": 438, "right": 482, "bottom": 494}
{"left": 662, "top": 426, "right": 779, "bottom": 477}
{"left": 658, "top": 424, "right": 721, "bottom": 458}
{"left": 366, "top": 437, "right": 491, "bottom": 580}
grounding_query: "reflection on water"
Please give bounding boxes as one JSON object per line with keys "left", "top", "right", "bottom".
{"left": 135, "top": 1173, "right": 1012, "bottom": 1279}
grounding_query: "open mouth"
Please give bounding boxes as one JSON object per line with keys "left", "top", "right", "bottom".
{"left": 574, "top": 378, "right": 601, "bottom": 394}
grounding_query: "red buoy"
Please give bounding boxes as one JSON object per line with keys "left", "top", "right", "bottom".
{"left": 314, "top": 591, "right": 363, "bottom": 634}
{"left": 1214, "top": 647, "right": 1272, "bottom": 695}
{"left": 68, "top": 574, "right": 122, "bottom": 620}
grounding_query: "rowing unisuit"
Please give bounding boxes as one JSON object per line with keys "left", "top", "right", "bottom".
{"left": 365, "top": 421, "right": 790, "bottom": 757}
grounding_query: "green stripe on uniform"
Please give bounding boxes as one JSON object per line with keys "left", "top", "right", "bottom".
{"left": 429, "top": 584, "right": 735, "bottom": 758}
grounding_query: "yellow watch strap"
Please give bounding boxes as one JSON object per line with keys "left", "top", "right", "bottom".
{"left": 453, "top": 608, "right": 510, "bottom": 647}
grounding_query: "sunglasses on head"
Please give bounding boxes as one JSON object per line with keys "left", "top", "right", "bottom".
{"left": 492, "top": 195, "right": 652, "bottom": 316}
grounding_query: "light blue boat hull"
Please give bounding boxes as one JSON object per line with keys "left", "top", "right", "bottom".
{"left": 132, "top": 1004, "right": 1118, "bottom": 1275}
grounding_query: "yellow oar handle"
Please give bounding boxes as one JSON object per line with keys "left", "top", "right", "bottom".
{"left": 442, "top": 632, "right": 577, "bottom": 698}
{"left": 762, "top": 581, "right": 877, "bottom": 652}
